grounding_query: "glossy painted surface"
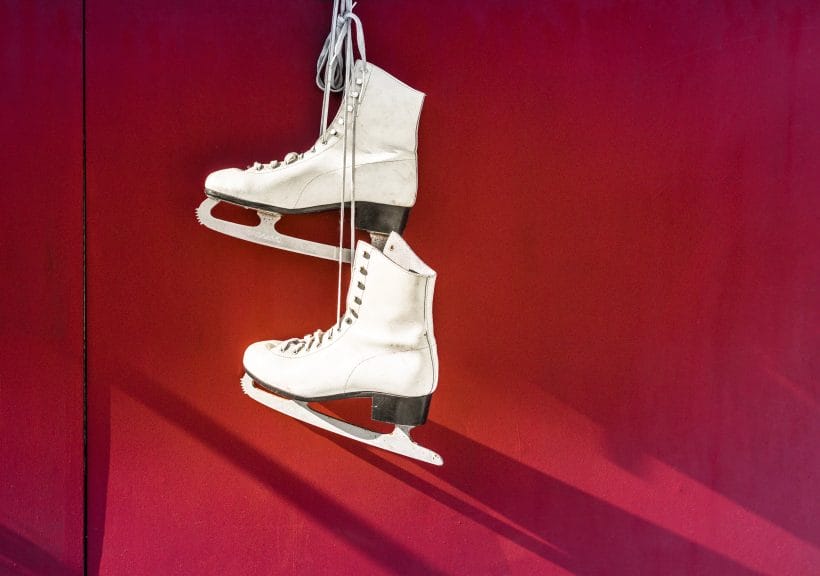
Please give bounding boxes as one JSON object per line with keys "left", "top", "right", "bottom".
{"left": 0, "top": 1, "right": 84, "bottom": 575}
{"left": 83, "top": 1, "right": 820, "bottom": 574}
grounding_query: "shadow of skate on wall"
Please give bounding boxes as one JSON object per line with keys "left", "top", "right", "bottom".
{"left": 319, "top": 422, "right": 761, "bottom": 576}
{"left": 107, "top": 366, "right": 446, "bottom": 576}
{"left": 103, "top": 363, "right": 760, "bottom": 576}
{"left": 0, "top": 523, "right": 80, "bottom": 576}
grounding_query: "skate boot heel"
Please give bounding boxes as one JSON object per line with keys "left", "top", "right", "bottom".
{"left": 355, "top": 202, "right": 411, "bottom": 235}
{"left": 371, "top": 393, "right": 432, "bottom": 426}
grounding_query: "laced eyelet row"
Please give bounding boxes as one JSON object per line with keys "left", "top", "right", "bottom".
{"left": 344, "top": 251, "right": 369, "bottom": 324}
{"left": 278, "top": 250, "right": 370, "bottom": 355}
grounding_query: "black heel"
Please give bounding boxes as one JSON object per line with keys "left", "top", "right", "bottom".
{"left": 371, "top": 393, "right": 432, "bottom": 426}
{"left": 354, "top": 202, "right": 411, "bottom": 234}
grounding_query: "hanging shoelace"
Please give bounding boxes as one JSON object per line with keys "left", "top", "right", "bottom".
{"left": 315, "top": 1, "right": 348, "bottom": 94}
{"left": 321, "top": 0, "right": 366, "bottom": 320}
{"left": 248, "top": 0, "right": 366, "bottom": 174}
{"left": 317, "top": 0, "right": 366, "bottom": 140}
{"left": 248, "top": 1, "right": 366, "bottom": 321}
{"left": 277, "top": 250, "right": 371, "bottom": 354}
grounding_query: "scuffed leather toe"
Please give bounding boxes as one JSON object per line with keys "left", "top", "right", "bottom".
{"left": 243, "top": 340, "right": 272, "bottom": 379}
{"left": 204, "top": 168, "right": 246, "bottom": 196}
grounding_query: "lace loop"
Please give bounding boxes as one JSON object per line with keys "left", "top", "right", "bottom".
{"left": 315, "top": 1, "right": 367, "bottom": 95}
{"left": 319, "top": 4, "right": 366, "bottom": 144}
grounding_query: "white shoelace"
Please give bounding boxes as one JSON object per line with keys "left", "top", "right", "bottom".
{"left": 316, "top": 0, "right": 366, "bottom": 140}
{"left": 319, "top": 0, "right": 366, "bottom": 320}
{"left": 250, "top": 1, "right": 366, "bottom": 322}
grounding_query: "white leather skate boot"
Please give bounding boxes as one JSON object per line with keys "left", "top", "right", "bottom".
{"left": 198, "top": 61, "right": 425, "bottom": 260}
{"left": 240, "top": 231, "right": 441, "bottom": 464}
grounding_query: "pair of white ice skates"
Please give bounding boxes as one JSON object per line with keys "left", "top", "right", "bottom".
{"left": 198, "top": 12, "right": 442, "bottom": 464}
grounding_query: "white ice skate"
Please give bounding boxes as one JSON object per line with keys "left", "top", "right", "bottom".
{"left": 197, "top": 3, "right": 425, "bottom": 261}
{"left": 241, "top": 232, "right": 442, "bottom": 465}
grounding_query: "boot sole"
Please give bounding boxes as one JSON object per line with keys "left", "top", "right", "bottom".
{"left": 246, "top": 371, "right": 432, "bottom": 426}
{"left": 205, "top": 189, "right": 411, "bottom": 235}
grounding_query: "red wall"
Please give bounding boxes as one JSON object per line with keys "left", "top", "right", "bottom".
{"left": 0, "top": 2, "right": 84, "bottom": 575}
{"left": 6, "top": 1, "right": 820, "bottom": 574}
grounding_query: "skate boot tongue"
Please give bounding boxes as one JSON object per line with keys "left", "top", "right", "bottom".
{"left": 378, "top": 231, "right": 436, "bottom": 276}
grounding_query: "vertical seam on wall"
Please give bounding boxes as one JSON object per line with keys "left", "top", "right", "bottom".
{"left": 82, "top": 0, "right": 88, "bottom": 573}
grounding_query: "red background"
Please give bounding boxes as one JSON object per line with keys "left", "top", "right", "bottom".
{"left": 1, "top": 2, "right": 84, "bottom": 575}
{"left": 4, "top": 1, "right": 820, "bottom": 574}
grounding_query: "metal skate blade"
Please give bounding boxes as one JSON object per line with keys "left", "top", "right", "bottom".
{"left": 196, "top": 197, "right": 352, "bottom": 263}
{"left": 240, "top": 374, "right": 443, "bottom": 466}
